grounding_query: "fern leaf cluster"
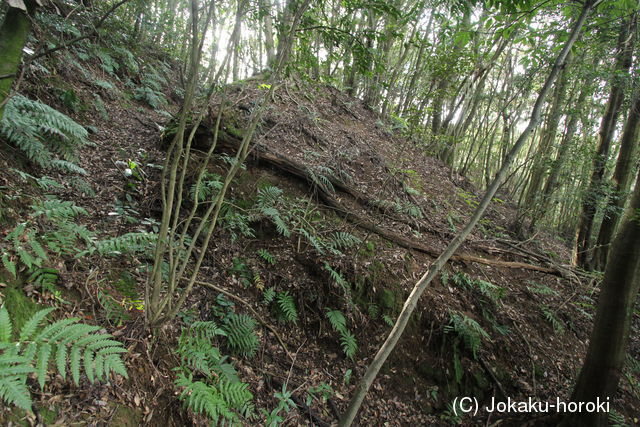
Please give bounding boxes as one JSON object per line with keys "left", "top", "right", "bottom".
{"left": 0, "top": 305, "right": 127, "bottom": 411}
{"left": 88, "top": 231, "right": 158, "bottom": 256}
{"left": 540, "top": 305, "right": 565, "bottom": 334}
{"left": 0, "top": 95, "right": 89, "bottom": 173}
{"left": 275, "top": 291, "right": 298, "bottom": 324}
{"left": 174, "top": 321, "right": 254, "bottom": 424}
{"left": 445, "top": 312, "right": 490, "bottom": 359}
{"left": 325, "top": 309, "right": 357, "bottom": 359}
{"left": 222, "top": 314, "right": 259, "bottom": 358}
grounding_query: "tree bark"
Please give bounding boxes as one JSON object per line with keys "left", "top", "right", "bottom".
{"left": 575, "top": 15, "right": 636, "bottom": 268}
{"left": 592, "top": 90, "right": 640, "bottom": 270}
{"left": 338, "top": 2, "right": 594, "bottom": 425}
{"left": 0, "top": 2, "right": 37, "bottom": 118}
{"left": 561, "top": 169, "right": 640, "bottom": 426}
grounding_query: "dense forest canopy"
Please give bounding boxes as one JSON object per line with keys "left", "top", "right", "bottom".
{"left": 0, "top": 0, "right": 639, "bottom": 425}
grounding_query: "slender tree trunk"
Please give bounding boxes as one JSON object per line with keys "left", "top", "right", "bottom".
{"left": 520, "top": 53, "right": 570, "bottom": 219}
{"left": 592, "top": 90, "right": 640, "bottom": 270}
{"left": 576, "top": 14, "right": 636, "bottom": 268}
{"left": 339, "top": 3, "right": 594, "bottom": 425}
{"left": 260, "top": 0, "right": 276, "bottom": 68}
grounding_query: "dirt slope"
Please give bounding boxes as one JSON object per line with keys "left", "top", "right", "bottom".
{"left": 1, "top": 49, "right": 639, "bottom": 426}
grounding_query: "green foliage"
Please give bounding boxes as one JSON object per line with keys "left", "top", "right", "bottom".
{"left": 96, "top": 49, "right": 119, "bottom": 76}
{"left": 527, "top": 281, "right": 560, "bottom": 297}
{"left": 88, "top": 232, "right": 158, "bottom": 257}
{"left": 540, "top": 305, "right": 565, "bottom": 334}
{"left": 228, "top": 257, "right": 253, "bottom": 287}
{"left": 255, "top": 186, "right": 290, "bottom": 237}
{"left": 325, "top": 309, "right": 357, "bottom": 359}
{"left": 134, "top": 67, "right": 168, "bottom": 109}
{"left": 262, "top": 385, "right": 295, "bottom": 427}
{"left": 257, "top": 249, "right": 276, "bottom": 265}
{"left": 324, "top": 262, "right": 351, "bottom": 297}
{"left": 263, "top": 287, "right": 276, "bottom": 305}
{"left": 445, "top": 311, "right": 490, "bottom": 359}
{"left": 451, "top": 272, "right": 505, "bottom": 304}
{"left": 274, "top": 291, "right": 298, "bottom": 324}
{"left": 174, "top": 321, "right": 253, "bottom": 424}
{"left": 190, "top": 172, "right": 222, "bottom": 203}
{"left": 1, "top": 95, "right": 90, "bottom": 174}
{"left": 222, "top": 314, "right": 259, "bottom": 358}
{"left": 2, "top": 198, "right": 92, "bottom": 277}
{"left": 0, "top": 305, "right": 127, "bottom": 411}
{"left": 253, "top": 186, "right": 360, "bottom": 256}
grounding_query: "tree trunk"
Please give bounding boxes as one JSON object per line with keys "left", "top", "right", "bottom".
{"left": 575, "top": 15, "right": 636, "bottom": 268}
{"left": 561, "top": 167, "right": 640, "bottom": 426}
{"left": 260, "top": 0, "right": 276, "bottom": 68}
{"left": 338, "top": 2, "right": 594, "bottom": 425}
{"left": 592, "top": 90, "right": 640, "bottom": 270}
{"left": 0, "top": 2, "right": 37, "bottom": 119}
{"left": 520, "top": 53, "right": 570, "bottom": 223}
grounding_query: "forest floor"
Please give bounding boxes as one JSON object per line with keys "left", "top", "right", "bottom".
{"left": 1, "top": 40, "right": 639, "bottom": 427}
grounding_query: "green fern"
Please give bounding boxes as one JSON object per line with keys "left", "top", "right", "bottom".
{"left": 327, "top": 232, "right": 361, "bottom": 254}
{"left": 0, "top": 305, "right": 127, "bottom": 411}
{"left": 527, "top": 281, "right": 560, "bottom": 297}
{"left": 540, "top": 305, "right": 565, "bottom": 334}
{"left": 325, "top": 309, "right": 357, "bottom": 359}
{"left": 263, "top": 287, "right": 276, "bottom": 305}
{"left": 275, "top": 291, "right": 298, "bottom": 324}
{"left": 174, "top": 321, "right": 254, "bottom": 424}
{"left": 88, "top": 232, "right": 158, "bottom": 256}
{"left": 1, "top": 95, "right": 89, "bottom": 173}
{"left": 323, "top": 263, "right": 351, "bottom": 297}
{"left": 190, "top": 172, "right": 222, "bottom": 202}
{"left": 444, "top": 312, "right": 490, "bottom": 359}
{"left": 326, "top": 309, "right": 347, "bottom": 332}
{"left": 257, "top": 249, "right": 276, "bottom": 265}
{"left": 222, "top": 314, "right": 259, "bottom": 358}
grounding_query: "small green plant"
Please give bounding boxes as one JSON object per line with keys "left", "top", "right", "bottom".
{"left": 174, "top": 321, "right": 254, "bottom": 424}
{"left": 257, "top": 249, "right": 276, "bottom": 265}
{"left": 527, "top": 281, "right": 560, "bottom": 297}
{"left": 445, "top": 312, "right": 490, "bottom": 359}
{"left": 325, "top": 309, "right": 357, "bottom": 359}
{"left": 222, "top": 313, "right": 259, "bottom": 358}
{"left": 262, "top": 384, "right": 295, "bottom": 426}
{"left": 2, "top": 198, "right": 93, "bottom": 277}
{"left": 1, "top": 95, "right": 90, "bottom": 174}
{"left": 274, "top": 291, "right": 298, "bottom": 324}
{"left": 452, "top": 272, "right": 505, "bottom": 304}
{"left": 540, "top": 305, "right": 565, "bottom": 334}
{"left": 445, "top": 311, "right": 490, "bottom": 383}
{"left": 86, "top": 231, "right": 158, "bottom": 257}
{"left": 324, "top": 263, "right": 351, "bottom": 299}
{"left": 306, "top": 382, "right": 333, "bottom": 406}
{"left": 0, "top": 305, "right": 128, "bottom": 411}
{"left": 457, "top": 189, "right": 479, "bottom": 209}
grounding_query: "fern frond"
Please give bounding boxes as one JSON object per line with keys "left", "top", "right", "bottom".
{"left": 339, "top": 330, "right": 357, "bottom": 360}
{"left": 0, "top": 376, "right": 32, "bottom": 411}
{"left": 325, "top": 309, "right": 347, "bottom": 333}
{"left": 223, "top": 314, "right": 259, "bottom": 358}
{"left": 0, "top": 306, "right": 12, "bottom": 342}
{"left": 19, "top": 307, "right": 54, "bottom": 342}
{"left": 276, "top": 292, "right": 298, "bottom": 324}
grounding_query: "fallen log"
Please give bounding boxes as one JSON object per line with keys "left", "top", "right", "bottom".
{"left": 200, "top": 125, "right": 566, "bottom": 277}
